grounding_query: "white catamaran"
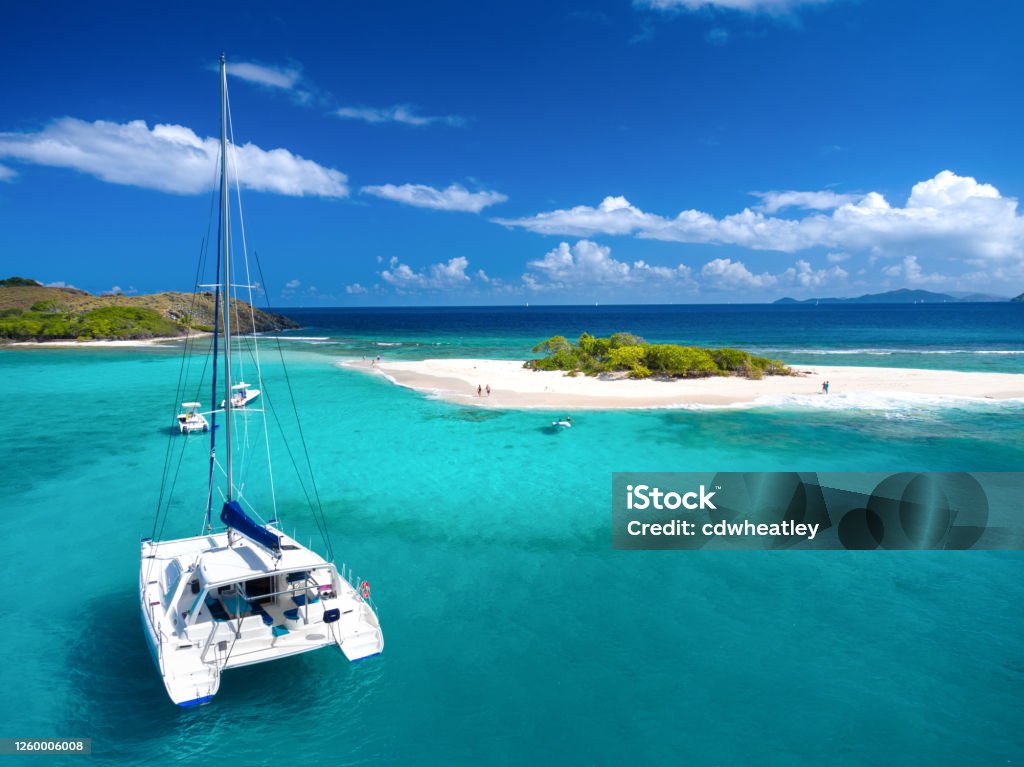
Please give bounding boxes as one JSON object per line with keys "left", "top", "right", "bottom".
{"left": 140, "top": 55, "right": 383, "bottom": 707}
{"left": 177, "top": 402, "right": 210, "bottom": 434}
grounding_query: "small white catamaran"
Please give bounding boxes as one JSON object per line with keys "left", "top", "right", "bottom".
{"left": 140, "top": 55, "right": 383, "bottom": 707}
{"left": 177, "top": 402, "right": 210, "bottom": 433}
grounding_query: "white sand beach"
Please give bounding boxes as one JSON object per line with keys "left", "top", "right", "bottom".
{"left": 347, "top": 358, "right": 1024, "bottom": 410}
{"left": 2, "top": 334, "right": 210, "bottom": 348}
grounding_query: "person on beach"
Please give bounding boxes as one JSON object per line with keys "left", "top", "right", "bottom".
{"left": 477, "top": 384, "right": 482, "bottom": 396}
{"left": 824, "top": 381, "right": 830, "bottom": 394}
{"left": 486, "top": 384, "right": 491, "bottom": 396}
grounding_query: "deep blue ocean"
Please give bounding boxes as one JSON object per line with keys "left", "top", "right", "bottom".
{"left": 282, "top": 302, "right": 1024, "bottom": 372}
{"left": 1, "top": 303, "right": 1022, "bottom": 765}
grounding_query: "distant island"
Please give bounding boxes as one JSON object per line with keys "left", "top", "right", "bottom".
{"left": 0, "top": 276, "right": 298, "bottom": 342}
{"left": 524, "top": 332, "right": 790, "bottom": 379}
{"left": 1013, "top": 292, "right": 1024, "bottom": 302}
{"left": 774, "top": 288, "right": 1010, "bottom": 305}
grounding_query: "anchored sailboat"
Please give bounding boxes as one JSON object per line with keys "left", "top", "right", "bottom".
{"left": 140, "top": 55, "right": 383, "bottom": 707}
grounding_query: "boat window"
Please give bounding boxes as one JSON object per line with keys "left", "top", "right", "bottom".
{"left": 244, "top": 576, "right": 275, "bottom": 603}
{"left": 163, "top": 561, "right": 182, "bottom": 608}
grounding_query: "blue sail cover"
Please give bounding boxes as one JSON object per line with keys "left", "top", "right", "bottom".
{"left": 220, "top": 500, "right": 281, "bottom": 554}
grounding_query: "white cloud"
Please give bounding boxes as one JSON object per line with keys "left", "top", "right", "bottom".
{"left": 45, "top": 281, "right": 77, "bottom": 289}
{"left": 826, "top": 251, "right": 850, "bottom": 263}
{"left": 523, "top": 240, "right": 693, "bottom": 291}
{"left": 335, "top": 105, "right": 465, "bottom": 127}
{"left": 495, "top": 195, "right": 660, "bottom": 237}
{"left": 284, "top": 279, "right": 301, "bottom": 289}
{"left": 0, "top": 118, "right": 349, "bottom": 197}
{"left": 752, "top": 189, "right": 858, "bottom": 214}
{"left": 637, "top": 0, "right": 833, "bottom": 13}
{"left": 906, "top": 171, "right": 1000, "bottom": 208}
{"left": 362, "top": 183, "right": 507, "bottom": 213}
{"left": 880, "top": 255, "right": 947, "bottom": 286}
{"left": 700, "top": 257, "right": 846, "bottom": 291}
{"left": 495, "top": 171, "right": 1024, "bottom": 263}
{"left": 780, "top": 259, "right": 847, "bottom": 288}
{"left": 228, "top": 61, "right": 302, "bottom": 91}
{"left": 701, "top": 258, "right": 777, "bottom": 289}
{"left": 0, "top": 163, "right": 16, "bottom": 182}
{"left": 345, "top": 283, "right": 368, "bottom": 295}
{"left": 380, "top": 256, "right": 473, "bottom": 290}
{"left": 521, "top": 241, "right": 846, "bottom": 296}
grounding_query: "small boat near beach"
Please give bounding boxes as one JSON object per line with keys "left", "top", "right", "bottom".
{"left": 177, "top": 402, "right": 209, "bottom": 433}
{"left": 140, "top": 55, "right": 383, "bottom": 707}
{"left": 552, "top": 417, "right": 573, "bottom": 428}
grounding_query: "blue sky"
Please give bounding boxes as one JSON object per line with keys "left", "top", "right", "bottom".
{"left": 1, "top": 0, "right": 1022, "bottom": 305}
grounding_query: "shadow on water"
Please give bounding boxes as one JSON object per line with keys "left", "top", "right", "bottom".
{"left": 60, "top": 590, "right": 385, "bottom": 763}
{"left": 423, "top": 408, "right": 507, "bottom": 423}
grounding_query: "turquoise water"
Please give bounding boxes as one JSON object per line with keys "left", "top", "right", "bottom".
{"left": 2, "top": 310, "right": 1023, "bottom": 765}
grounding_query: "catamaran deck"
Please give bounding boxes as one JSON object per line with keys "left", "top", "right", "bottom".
{"left": 141, "top": 526, "right": 383, "bottom": 705}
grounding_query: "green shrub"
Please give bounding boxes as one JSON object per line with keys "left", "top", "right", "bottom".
{"left": 0, "top": 303, "right": 179, "bottom": 341}
{"left": 526, "top": 331, "right": 790, "bottom": 380}
{"left": 609, "top": 332, "right": 645, "bottom": 348}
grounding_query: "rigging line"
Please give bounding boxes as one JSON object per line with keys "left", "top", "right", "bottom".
{"left": 251, "top": 249, "right": 336, "bottom": 561}
{"left": 257, "top": 384, "right": 332, "bottom": 553}
{"left": 149, "top": 160, "right": 218, "bottom": 581}
{"left": 225, "top": 93, "right": 260, "bottom": 497}
{"left": 151, "top": 230, "right": 213, "bottom": 541}
{"left": 227, "top": 91, "right": 279, "bottom": 522}
{"left": 155, "top": 418, "right": 199, "bottom": 546}
{"left": 157, "top": 273, "right": 214, "bottom": 544}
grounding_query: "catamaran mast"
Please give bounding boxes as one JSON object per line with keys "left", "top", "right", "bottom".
{"left": 219, "top": 53, "right": 235, "bottom": 501}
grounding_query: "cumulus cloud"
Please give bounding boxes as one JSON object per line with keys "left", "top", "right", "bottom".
{"left": 701, "top": 257, "right": 846, "bottom": 291}
{"left": 284, "top": 279, "right": 301, "bottom": 289}
{"left": 495, "top": 195, "right": 660, "bottom": 237}
{"left": 519, "top": 241, "right": 845, "bottom": 295}
{"left": 362, "top": 183, "right": 507, "bottom": 213}
{"left": 0, "top": 118, "right": 349, "bottom": 197}
{"left": 495, "top": 171, "right": 1024, "bottom": 263}
{"left": 637, "top": 0, "right": 834, "bottom": 12}
{"left": 880, "top": 255, "right": 947, "bottom": 286}
{"left": 380, "top": 256, "right": 473, "bottom": 290}
{"left": 523, "top": 240, "right": 693, "bottom": 291}
{"left": 345, "top": 283, "right": 368, "bottom": 295}
{"left": 228, "top": 61, "right": 302, "bottom": 91}
{"left": 752, "top": 189, "right": 858, "bottom": 214}
{"left": 335, "top": 105, "right": 465, "bottom": 127}
{"left": 701, "top": 258, "right": 777, "bottom": 289}
{"left": 781, "top": 259, "right": 848, "bottom": 288}
{"left": 0, "top": 163, "right": 16, "bottom": 181}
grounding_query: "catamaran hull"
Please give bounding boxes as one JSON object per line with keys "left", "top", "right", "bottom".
{"left": 140, "top": 532, "right": 383, "bottom": 707}
{"left": 139, "top": 600, "right": 221, "bottom": 706}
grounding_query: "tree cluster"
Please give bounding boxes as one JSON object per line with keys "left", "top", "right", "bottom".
{"left": 525, "top": 332, "right": 790, "bottom": 380}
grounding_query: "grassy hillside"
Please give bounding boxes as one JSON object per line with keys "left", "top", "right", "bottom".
{"left": 0, "top": 281, "right": 299, "bottom": 341}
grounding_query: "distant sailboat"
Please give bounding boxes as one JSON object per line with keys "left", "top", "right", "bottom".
{"left": 140, "top": 55, "right": 383, "bottom": 707}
